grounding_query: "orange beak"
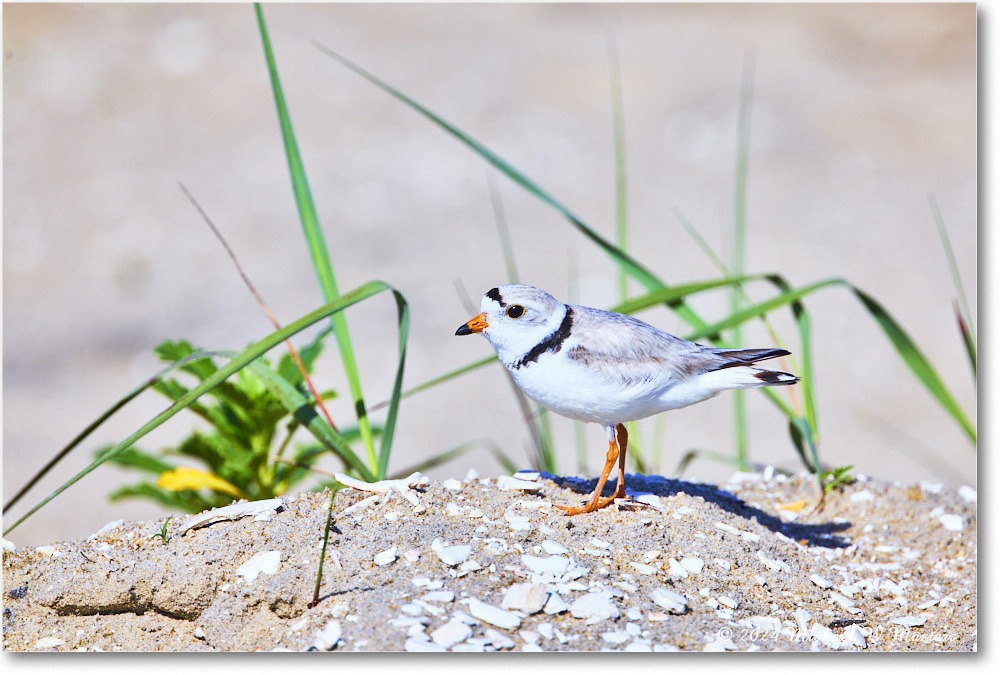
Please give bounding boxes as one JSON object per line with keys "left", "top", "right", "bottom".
{"left": 455, "top": 312, "right": 488, "bottom": 335}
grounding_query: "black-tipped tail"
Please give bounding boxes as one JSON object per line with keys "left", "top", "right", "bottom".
{"left": 754, "top": 369, "right": 799, "bottom": 385}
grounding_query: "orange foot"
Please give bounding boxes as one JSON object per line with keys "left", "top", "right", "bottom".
{"left": 554, "top": 491, "right": 621, "bottom": 516}
{"left": 555, "top": 423, "right": 629, "bottom": 516}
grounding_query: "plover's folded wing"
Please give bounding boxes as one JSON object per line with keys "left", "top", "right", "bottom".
{"left": 703, "top": 347, "right": 791, "bottom": 368}
{"left": 563, "top": 306, "right": 711, "bottom": 386}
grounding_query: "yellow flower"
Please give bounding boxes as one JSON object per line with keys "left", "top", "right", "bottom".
{"left": 157, "top": 467, "right": 244, "bottom": 499}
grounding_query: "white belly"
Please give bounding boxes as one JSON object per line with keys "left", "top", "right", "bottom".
{"left": 506, "top": 354, "right": 718, "bottom": 426}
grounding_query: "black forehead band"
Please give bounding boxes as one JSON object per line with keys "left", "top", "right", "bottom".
{"left": 486, "top": 287, "right": 506, "bottom": 307}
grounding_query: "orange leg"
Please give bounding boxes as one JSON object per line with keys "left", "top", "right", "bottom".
{"left": 556, "top": 423, "right": 629, "bottom": 516}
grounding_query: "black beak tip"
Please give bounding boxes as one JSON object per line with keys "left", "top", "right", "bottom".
{"left": 455, "top": 324, "right": 474, "bottom": 336}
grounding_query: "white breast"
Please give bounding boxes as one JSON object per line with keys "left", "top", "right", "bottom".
{"left": 505, "top": 351, "right": 691, "bottom": 426}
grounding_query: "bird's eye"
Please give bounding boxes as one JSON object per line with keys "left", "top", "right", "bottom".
{"left": 506, "top": 305, "right": 525, "bottom": 319}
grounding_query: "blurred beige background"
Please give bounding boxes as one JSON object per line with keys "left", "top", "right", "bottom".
{"left": 3, "top": 3, "right": 977, "bottom": 546}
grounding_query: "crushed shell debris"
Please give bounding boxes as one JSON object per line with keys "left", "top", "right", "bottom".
{"left": 3, "top": 471, "right": 976, "bottom": 651}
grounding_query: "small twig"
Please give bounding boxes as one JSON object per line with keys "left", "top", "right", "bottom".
{"left": 178, "top": 182, "right": 339, "bottom": 433}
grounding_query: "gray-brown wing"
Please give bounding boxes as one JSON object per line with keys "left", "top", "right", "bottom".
{"left": 563, "top": 306, "right": 722, "bottom": 386}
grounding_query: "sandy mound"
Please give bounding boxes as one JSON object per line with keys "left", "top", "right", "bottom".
{"left": 2, "top": 471, "right": 976, "bottom": 651}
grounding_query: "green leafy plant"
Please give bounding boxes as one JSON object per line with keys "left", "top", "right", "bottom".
{"left": 100, "top": 338, "right": 353, "bottom": 513}
{"left": 4, "top": 280, "right": 410, "bottom": 537}
{"left": 819, "top": 465, "right": 856, "bottom": 493}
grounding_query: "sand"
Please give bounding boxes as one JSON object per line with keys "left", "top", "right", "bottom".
{"left": 2, "top": 471, "right": 976, "bottom": 652}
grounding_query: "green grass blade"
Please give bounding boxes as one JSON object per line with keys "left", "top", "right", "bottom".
{"left": 852, "top": 288, "right": 976, "bottom": 444}
{"left": 488, "top": 172, "right": 520, "bottom": 284}
{"left": 243, "top": 359, "right": 372, "bottom": 481}
{"left": 612, "top": 274, "right": 773, "bottom": 316}
{"left": 369, "top": 355, "right": 496, "bottom": 412}
{"left": 672, "top": 274, "right": 975, "bottom": 445}
{"left": 607, "top": 33, "right": 629, "bottom": 302}
{"left": 314, "top": 43, "right": 710, "bottom": 334}
{"left": 673, "top": 207, "right": 729, "bottom": 277}
{"left": 4, "top": 281, "right": 398, "bottom": 535}
{"left": 376, "top": 288, "right": 411, "bottom": 478}
{"left": 256, "top": 6, "right": 378, "bottom": 475}
{"left": 928, "top": 193, "right": 976, "bottom": 378}
{"left": 489, "top": 446, "right": 520, "bottom": 476}
{"left": 730, "top": 52, "right": 755, "bottom": 469}
{"left": 671, "top": 210, "right": 821, "bottom": 469}
{"left": 683, "top": 277, "right": 847, "bottom": 342}
{"left": 954, "top": 301, "right": 977, "bottom": 379}
{"left": 310, "top": 485, "right": 341, "bottom": 608}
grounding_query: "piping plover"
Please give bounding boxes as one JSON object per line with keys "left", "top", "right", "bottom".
{"left": 456, "top": 284, "right": 799, "bottom": 515}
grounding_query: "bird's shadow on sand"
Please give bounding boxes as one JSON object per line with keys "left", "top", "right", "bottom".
{"left": 542, "top": 472, "right": 852, "bottom": 549}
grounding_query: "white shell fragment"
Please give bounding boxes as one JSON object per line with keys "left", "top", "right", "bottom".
{"left": 717, "top": 596, "right": 739, "bottom": 610}
{"left": 842, "top": 624, "right": 867, "bottom": 649}
{"left": 335, "top": 471, "right": 425, "bottom": 507}
{"left": 310, "top": 620, "right": 343, "bottom": 651}
{"left": 521, "top": 554, "right": 569, "bottom": 577}
{"left": 570, "top": 592, "right": 620, "bottom": 623}
{"left": 468, "top": 598, "right": 521, "bottom": 629}
{"left": 540, "top": 540, "right": 568, "bottom": 555}
{"left": 92, "top": 520, "right": 124, "bottom": 537}
{"left": 501, "top": 583, "right": 549, "bottom": 615}
{"left": 958, "top": 485, "right": 977, "bottom": 502}
{"left": 650, "top": 588, "right": 688, "bottom": 614}
{"left": 181, "top": 498, "right": 282, "bottom": 534}
{"left": 458, "top": 559, "right": 482, "bottom": 575}
{"left": 483, "top": 628, "right": 515, "bottom": 650}
{"left": 431, "top": 538, "right": 472, "bottom": 566}
{"left": 497, "top": 475, "right": 542, "bottom": 492}
{"left": 810, "top": 623, "right": 842, "bottom": 649}
{"left": 668, "top": 558, "right": 688, "bottom": 577}
{"left": 756, "top": 551, "right": 791, "bottom": 573}
{"left": 34, "top": 637, "right": 64, "bottom": 649}
{"left": 602, "top": 629, "right": 630, "bottom": 645}
{"left": 938, "top": 514, "right": 964, "bottom": 531}
{"left": 543, "top": 593, "right": 569, "bottom": 615}
{"left": 235, "top": 551, "right": 281, "bottom": 584}
{"left": 442, "top": 478, "right": 464, "bottom": 490}
{"left": 890, "top": 616, "right": 927, "bottom": 627}
{"left": 629, "top": 562, "right": 658, "bottom": 575}
{"left": 373, "top": 547, "right": 397, "bottom": 566}
{"left": 504, "top": 513, "right": 532, "bottom": 531}
{"left": 810, "top": 574, "right": 833, "bottom": 589}
{"left": 421, "top": 590, "right": 455, "bottom": 603}
{"left": 795, "top": 609, "right": 812, "bottom": 634}
{"left": 703, "top": 636, "right": 737, "bottom": 651}
{"left": 744, "top": 616, "right": 781, "bottom": 633}
{"left": 404, "top": 636, "right": 446, "bottom": 652}
{"left": 680, "top": 557, "right": 704, "bottom": 574}
{"left": 431, "top": 620, "right": 472, "bottom": 648}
